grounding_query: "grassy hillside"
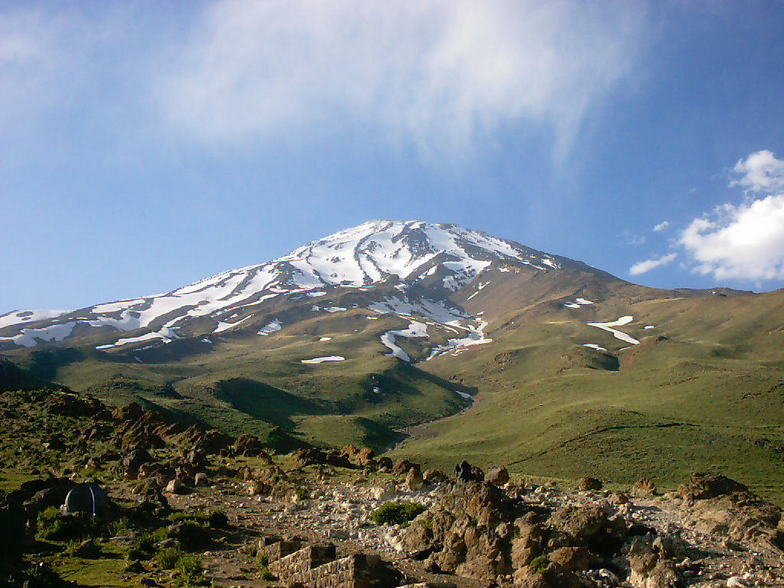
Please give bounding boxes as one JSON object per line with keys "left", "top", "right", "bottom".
{"left": 5, "top": 269, "right": 783, "bottom": 501}
{"left": 6, "top": 309, "right": 468, "bottom": 452}
{"left": 394, "top": 290, "right": 784, "bottom": 502}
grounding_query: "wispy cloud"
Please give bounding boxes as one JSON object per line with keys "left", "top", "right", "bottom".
{"left": 154, "top": 0, "right": 650, "bottom": 162}
{"left": 629, "top": 252, "right": 677, "bottom": 276}
{"left": 679, "top": 150, "right": 784, "bottom": 281}
{"left": 653, "top": 220, "right": 670, "bottom": 232}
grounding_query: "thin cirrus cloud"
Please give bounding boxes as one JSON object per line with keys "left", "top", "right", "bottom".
{"left": 679, "top": 151, "right": 784, "bottom": 282}
{"left": 153, "top": 0, "right": 650, "bottom": 162}
{"left": 629, "top": 253, "right": 677, "bottom": 276}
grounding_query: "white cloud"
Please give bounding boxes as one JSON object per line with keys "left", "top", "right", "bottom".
{"left": 154, "top": 0, "right": 649, "bottom": 161}
{"left": 678, "top": 150, "right": 784, "bottom": 282}
{"left": 680, "top": 193, "right": 784, "bottom": 281}
{"left": 629, "top": 253, "right": 677, "bottom": 276}
{"left": 653, "top": 220, "right": 670, "bottom": 232}
{"left": 731, "top": 150, "right": 784, "bottom": 194}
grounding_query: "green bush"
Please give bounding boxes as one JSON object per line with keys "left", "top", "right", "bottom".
{"left": 155, "top": 547, "right": 184, "bottom": 569}
{"left": 167, "top": 520, "right": 211, "bottom": 551}
{"left": 370, "top": 501, "right": 426, "bottom": 526}
{"left": 36, "top": 507, "right": 92, "bottom": 541}
{"left": 167, "top": 509, "right": 227, "bottom": 528}
{"left": 530, "top": 555, "right": 550, "bottom": 574}
{"left": 176, "top": 554, "right": 203, "bottom": 580}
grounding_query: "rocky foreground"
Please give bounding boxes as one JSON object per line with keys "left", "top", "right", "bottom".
{"left": 1, "top": 388, "right": 784, "bottom": 587}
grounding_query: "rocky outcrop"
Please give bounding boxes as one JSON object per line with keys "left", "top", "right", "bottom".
{"left": 678, "top": 473, "right": 784, "bottom": 553}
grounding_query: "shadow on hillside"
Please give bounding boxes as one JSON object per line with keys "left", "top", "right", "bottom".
{"left": 407, "top": 363, "right": 479, "bottom": 397}
{"left": 213, "top": 377, "right": 327, "bottom": 431}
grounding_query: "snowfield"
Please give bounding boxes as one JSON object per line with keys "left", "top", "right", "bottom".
{"left": 257, "top": 319, "right": 283, "bottom": 336}
{"left": 587, "top": 316, "right": 640, "bottom": 345}
{"left": 301, "top": 356, "right": 345, "bottom": 364}
{"left": 380, "top": 321, "right": 429, "bottom": 362}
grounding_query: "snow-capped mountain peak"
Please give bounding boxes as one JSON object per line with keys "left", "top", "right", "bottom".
{"left": 0, "top": 220, "right": 561, "bottom": 349}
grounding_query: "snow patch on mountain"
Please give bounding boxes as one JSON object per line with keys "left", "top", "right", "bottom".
{"left": 426, "top": 320, "right": 492, "bottom": 360}
{"left": 301, "top": 356, "right": 345, "bottom": 364}
{"left": 0, "top": 220, "right": 561, "bottom": 349}
{"left": 0, "top": 322, "right": 79, "bottom": 348}
{"left": 380, "top": 321, "right": 429, "bottom": 362}
{"left": 258, "top": 319, "right": 282, "bottom": 336}
{"left": 0, "top": 309, "right": 72, "bottom": 330}
{"left": 587, "top": 316, "right": 640, "bottom": 345}
{"left": 96, "top": 326, "right": 180, "bottom": 350}
{"left": 214, "top": 315, "right": 254, "bottom": 333}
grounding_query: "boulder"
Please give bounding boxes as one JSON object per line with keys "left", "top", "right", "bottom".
{"left": 627, "top": 537, "right": 683, "bottom": 588}
{"left": 195, "top": 429, "right": 233, "bottom": 454}
{"left": 405, "top": 467, "right": 425, "bottom": 491}
{"left": 376, "top": 457, "right": 393, "bottom": 472}
{"left": 46, "top": 393, "right": 108, "bottom": 418}
{"left": 165, "top": 479, "right": 188, "bottom": 495}
{"left": 454, "top": 461, "right": 484, "bottom": 483}
{"left": 678, "top": 472, "right": 748, "bottom": 501}
{"left": 487, "top": 466, "right": 510, "bottom": 486}
{"left": 632, "top": 478, "right": 658, "bottom": 498}
{"left": 423, "top": 469, "right": 449, "bottom": 484}
{"left": 233, "top": 434, "right": 268, "bottom": 457}
{"left": 548, "top": 546, "right": 595, "bottom": 572}
{"left": 113, "top": 402, "right": 144, "bottom": 422}
{"left": 341, "top": 445, "right": 375, "bottom": 466}
{"left": 246, "top": 480, "right": 271, "bottom": 496}
{"left": 577, "top": 477, "right": 603, "bottom": 491}
{"left": 393, "top": 459, "right": 418, "bottom": 475}
{"left": 293, "top": 447, "right": 328, "bottom": 467}
{"left": 194, "top": 473, "right": 209, "bottom": 487}
{"left": 548, "top": 505, "right": 608, "bottom": 544}
{"left": 121, "top": 448, "right": 153, "bottom": 479}
{"left": 510, "top": 521, "right": 546, "bottom": 568}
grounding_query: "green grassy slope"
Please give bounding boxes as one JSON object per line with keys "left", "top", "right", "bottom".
{"left": 6, "top": 309, "right": 468, "bottom": 451}
{"left": 395, "top": 290, "right": 784, "bottom": 502}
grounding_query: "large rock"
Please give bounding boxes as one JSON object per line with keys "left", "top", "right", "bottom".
{"left": 454, "top": 461, "right": 484, "bottom": 483}
{"left": 293, "top": 447, "right": 328, "bottom": 467}
{"left": 46, "top": 393, "right": 109, "bottom": 419}
{"left": 233, "top": 434, "right": 269, "bottom": 457}
{"left": 632, "top": 478, "right": 658, "bottom": 498}
{"left": 487, "top": 466, "right": 509, "bottom": 486}
{"left": 577, "top": 477, "right": 602, "bottom": 491}
{"left": 627, "top": 537, "right": 683, "bottom": 588}
{"left": 510, "top": 520, "right": 546, "bottom": 568}
{"left": 405, "top": 467, "right": 425, "bottom": 491}
{"left": 341, "top": 445, "right": 375, "bottom": 466}
{"left": 678, "top": 472, "right": 748, "bottom": 500}
{"left": 393, "top": 459, "right": 418, "bottom": 475}
{"left": 121, "top": 448, "right": 153, "bottom": 479}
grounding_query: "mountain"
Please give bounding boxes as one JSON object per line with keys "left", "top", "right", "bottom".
{"left": 3, "top": 220, "right": 784, "bottom": 500}
{"left": 0, "top": 220, "right": 596, "bottom": 353}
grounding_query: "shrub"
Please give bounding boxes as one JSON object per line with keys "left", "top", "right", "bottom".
{"left": 530, "top": 555, "right": 550, "bottom": 574}
{"left": 167, "top": 520, "right": 211, "bottom": 551}
{"left": 167, "top": 509, "right": 227, "bottom": 528}
{"left": 36, "top": 507, "right": 91, "bottom": 541}
{"left": 176, "top": 554, "right": 203, "bottom": 580}
{"left": 155, "top": 547, "right": 184, "bottom": 569}
{"left": 370, "top": 501, "right": 426, "bottom": 526}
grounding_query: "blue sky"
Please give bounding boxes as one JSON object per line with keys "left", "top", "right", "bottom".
{"left": 2, "top": 0, "right": 784, "bottom": 312}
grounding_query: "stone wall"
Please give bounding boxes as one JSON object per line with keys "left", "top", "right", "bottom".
{"left": 264, "top": 540, "right": 400, "bottom": 587}
{"left": 269, "top": 544, "right": 336, "bottom": 580}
